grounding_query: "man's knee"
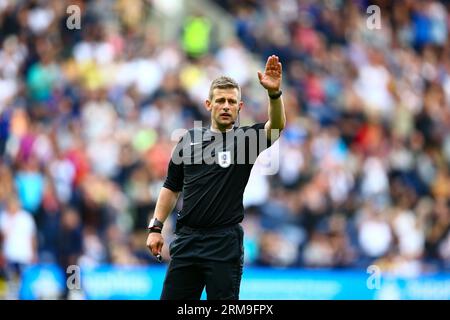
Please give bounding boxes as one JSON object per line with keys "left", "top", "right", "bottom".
{"left": 205, "top": 261, "right": 242, "bottom": 300}
{"left": 160, "top": 260, "right": 205, "bottom": 300}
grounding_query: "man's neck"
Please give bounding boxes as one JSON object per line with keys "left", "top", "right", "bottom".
{"left": 210, "top": 124, "right": 233, "bottom": 133}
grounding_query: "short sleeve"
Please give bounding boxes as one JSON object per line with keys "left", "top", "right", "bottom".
{"left": 162, "top": 135, "right": 186, "bottom": 192}
{"left": 250, "top": 122, "right": 273, "bottom": 155}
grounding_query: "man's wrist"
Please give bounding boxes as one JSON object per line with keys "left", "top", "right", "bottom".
{"left": 268, "top": 89, "right": 282, "bottom": 100}
{"left": 148, "top": 217, "right": 164, "bottom": 233}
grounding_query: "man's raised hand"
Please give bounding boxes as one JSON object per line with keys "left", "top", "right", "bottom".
{"left": 257, "top": 55, "right": 282, "bottom": 94}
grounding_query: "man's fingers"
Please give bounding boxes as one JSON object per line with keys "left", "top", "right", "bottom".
{"left": 268, "top": 55, "right": 278, "bottom": 68}
{"left": 261, "top": 56, "right": 282, "bottom": 81}
{"left": 157, "top": 241, "right": 163, "bottom": 255}
{"left": 152, "top": 239, "right": 163, "bottom": 255}
{"left": 151, "top": 244, "right": 160, "bottom": 256}
{"left": 272, "top": 63, "right": 282, "bottom": 75}
{"left": 265, "top": 57, "right": 281, "bottom": 73}
{"left": 147, "top": 241, "right": 155, "bottom": 254}
{"left": 146, "top": 234, "right": 164, "bottom": 256}
{"left": 265, "top": 56, "right": 273, "bottom": 70}
{"left": 269, "top": 55, "right": 276, "bottom": 67}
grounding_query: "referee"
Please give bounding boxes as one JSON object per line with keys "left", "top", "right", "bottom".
{"left": 146, "top": 55, "right": 286, "bottom": 300}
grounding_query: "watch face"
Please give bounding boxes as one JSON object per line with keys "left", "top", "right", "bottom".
{"left": 148, "top": 219, "right": 162, "bottom": 229}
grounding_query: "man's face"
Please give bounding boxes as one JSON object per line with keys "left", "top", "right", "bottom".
{"left": 205, "top": 88, "right": 243, "bottom": 131}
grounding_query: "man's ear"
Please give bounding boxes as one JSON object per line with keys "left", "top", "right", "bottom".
{"left": 205, "top": 99, "right": 212, "bottom": 112}
{"left": 238, "top": 101, "right": 244, "bottom": 112}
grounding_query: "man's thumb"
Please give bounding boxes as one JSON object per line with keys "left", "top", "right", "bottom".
{"left": 257, "top": 71, "right": 263, "bottom": 82}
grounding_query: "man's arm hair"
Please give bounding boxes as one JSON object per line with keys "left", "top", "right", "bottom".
{"left": 264, "top": 94, "right": 286, "bottom": 140}
{"left": 151, "top": 187, "right": 181, "bottom": 224}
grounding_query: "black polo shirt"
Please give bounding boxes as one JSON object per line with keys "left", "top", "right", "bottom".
{"left": 163, "top": 123, "right": 273, "bottom": 228}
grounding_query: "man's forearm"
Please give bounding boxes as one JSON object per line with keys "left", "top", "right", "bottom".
{"left": 265, "top": 92, "right": 286, "bottom": 139}
{"left": 151, "top": 187, "right": 180, "bottom": 224}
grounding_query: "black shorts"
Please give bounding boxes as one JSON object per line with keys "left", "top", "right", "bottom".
{"left": 161, "top": 224, "right": 244, "bottom": 300}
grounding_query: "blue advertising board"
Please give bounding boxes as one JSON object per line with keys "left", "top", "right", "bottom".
{"left": 19, "top": 264, "right": 450, "bottom": 300}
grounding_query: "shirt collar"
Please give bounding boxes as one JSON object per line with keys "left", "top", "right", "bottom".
{"left": 209, "top": 126, "right": 234, "bottom": 133}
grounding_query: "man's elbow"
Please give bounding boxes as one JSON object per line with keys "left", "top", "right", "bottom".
{"left": 271, "top": 121, "right": 286, "bottom": 132}
{"left": 266, "top": 119, "right": 286, "bottom": 131}
{"left": 161, "top": 186, "right": 181, "bottom": 199}
{"left": 266, "top": 124, "right": 285, "bottom": 141}
{"left": 278, "top": 121, "right": 286, "bottom": 131}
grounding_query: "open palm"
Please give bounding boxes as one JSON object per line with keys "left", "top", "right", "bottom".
{"left": 258, "top": 55, "right": 282, "bottom": 93}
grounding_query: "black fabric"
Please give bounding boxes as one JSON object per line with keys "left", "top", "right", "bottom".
{"left": 163, "top": 123, "right": 272, "bottom": 228}
{"left": 161, "top": 224, "right": 244, "bottom": 300}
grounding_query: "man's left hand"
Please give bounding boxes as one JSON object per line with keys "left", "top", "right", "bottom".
{"left": 258, "top": 55, "right": 282, "bottom": 94}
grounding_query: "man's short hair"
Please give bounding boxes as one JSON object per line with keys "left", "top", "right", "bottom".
{"left": 208, "top": 76, "right": 241, "bottom": 101}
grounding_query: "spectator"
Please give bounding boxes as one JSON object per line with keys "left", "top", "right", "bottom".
{"left": 0, "top": 0, "right": 449, "bottom": 281}
{"left": 0, "top": 196, "right": 37, "bottom": 287}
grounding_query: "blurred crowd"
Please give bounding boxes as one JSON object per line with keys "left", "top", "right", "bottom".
{"left": 0, "top": 0, "right": 450, "bottom": 297}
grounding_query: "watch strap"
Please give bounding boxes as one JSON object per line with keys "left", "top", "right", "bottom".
{"left": 268, "top": 90, "right": 282, "bottom": 99}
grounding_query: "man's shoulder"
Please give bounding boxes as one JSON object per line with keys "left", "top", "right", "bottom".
{"left": 235, "top": 122, "right": 266, "bottom": 133}
{"left": 186, "top": 127, "right": 209, "bottom": 141}
{"left": 186, "top": 126, "right": 209, "bottom": 135}
{"left": 174, "top": 127, "right": 209, "bottom": 148}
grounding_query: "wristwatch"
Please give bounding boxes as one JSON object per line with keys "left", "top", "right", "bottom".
{"left": 268, "top": 90, "right": 282, "bottom": 100}
{"left": 148, "top": 218, "right": 164, "bottom": 233}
